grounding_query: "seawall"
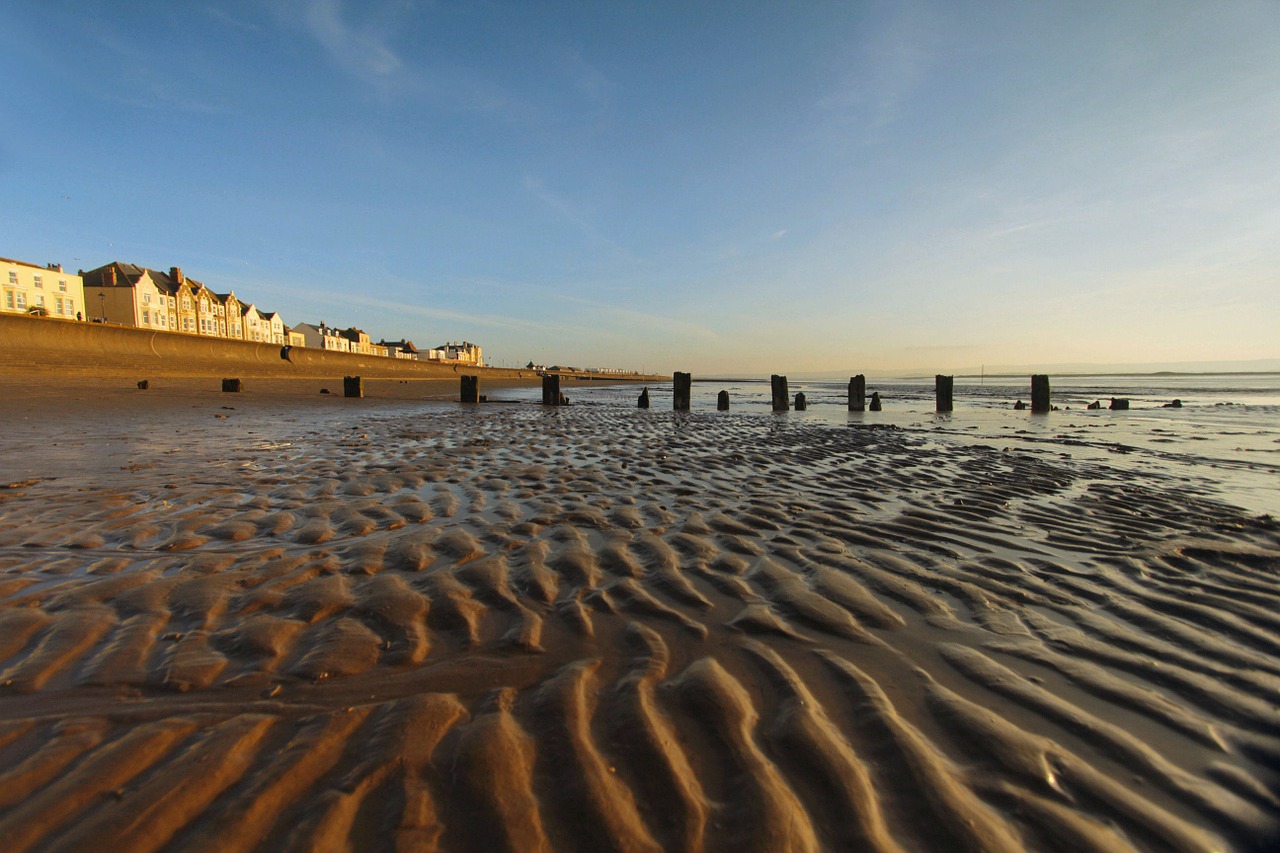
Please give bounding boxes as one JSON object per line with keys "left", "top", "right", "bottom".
{"left": 0, "top": 314, "right": 659, "bottom": 383}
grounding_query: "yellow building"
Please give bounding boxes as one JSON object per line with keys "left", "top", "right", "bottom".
{"left": 1, "top": 258, "right": 85, "bottom": 320}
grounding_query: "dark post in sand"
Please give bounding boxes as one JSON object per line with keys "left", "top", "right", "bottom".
{"left": 222, "top": 378, "right": 242, "bottom": 393}
{"left": 795, "top": 392, "right": 807, "bottom": 411}
{"left": 848, "top": 375, "right": 866, "bottom": 411}
{"left": 1031, "top": 374, "right": 1051, "bottom": 413}
{"left": 542, "top": 374, "right": 560, "bottom": 406}
{"left": 771, "top": 375, "right": 789, "bottom": 411}
{"left": 343, "top": 376, "right": 363, "bottom": 398}
{"left": 936, "top": 375, "right": 953, "bottom": 413}
{"left": 870, "top": 391, "right": 882, "bottom": 411}
{"left": 461, "top": 375, "right": 480, "bottom": 404}
{"left": 673, "top": 372, "right": 692, "bottom": 411}
{"left": 717, "top": 390, "right": 729, "bottom": 411}
{"left": 637, "top": 387, "right": 650, "bottom": 409}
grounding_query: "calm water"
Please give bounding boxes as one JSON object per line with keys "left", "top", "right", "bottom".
{"left": 502, "top": 373, "right": 1280, "bottom": 516}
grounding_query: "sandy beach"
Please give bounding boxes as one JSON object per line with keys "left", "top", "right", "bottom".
{"left": 0, "top": 376, "right": 1277, "bottom": 852}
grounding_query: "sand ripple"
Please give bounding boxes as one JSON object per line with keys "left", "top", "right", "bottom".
{"left": 0, "top": 403, "right": 1277, "bottom": 850}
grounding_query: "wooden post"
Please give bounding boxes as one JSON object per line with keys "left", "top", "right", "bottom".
{"left": 869, "top": 391, "right": 882, "bottom": 411}
{"left": 771, "top": 375, "right": 789, "bottom": 411}
{"left": 637, "top": 387, "right": 650, "bottom": 409}
{"left": 343, "top": 376, "right": 363, "bottom": 398}
{"left": 794, "top": 392, "right": 807, "bottom": 411}
{"left": 1109, "top": 397, "right": 1129, "bottom": 410}
{"left": 1031, "top": 374, "right": 1050, "bottom": 413}
{"left": 461, "top": 375, "right": 479, "bottom": 403}
{"left": 221, "top": 378, "right": 241, "bottom": 393}
{"left": 542, "top": 374, "right": 560, "bottom": 406}
{"left": 717, "top": 390, "right": 729, "bottom": 411}
{"left": 673, "top": 372, "right": 691, "bottom": 411}
{"left": 935, "top": 375, "right": 953, "bottom": 413}
{"left": 848, "top": 375, "right": 865, "bottom": 411}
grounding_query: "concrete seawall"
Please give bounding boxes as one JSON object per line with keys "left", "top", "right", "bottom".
{"left": 0, "top": 314, "right": 656, "bottom": 383}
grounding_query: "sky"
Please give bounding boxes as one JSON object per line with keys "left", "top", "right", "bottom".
{"left": 4, "top": 1, "right": 1279, "bottom": 375}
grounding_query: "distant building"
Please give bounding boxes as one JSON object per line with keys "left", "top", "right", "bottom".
{"left": 378, "top": 339, "right": 419, "bottom": 360}
{"left": 80, "top": 262, "right": 220, "bottom": 334}
{"left": 433, "top": 341, "right": 483, "bottom": 366}
{"left": 1, "top": 258, "right": 85, "bottom": 319}
{"left": 339, "top": 327, "right": 373, "bottom": 355}
{"left": 291, "top": 321, "right": 350, "bottom": 352}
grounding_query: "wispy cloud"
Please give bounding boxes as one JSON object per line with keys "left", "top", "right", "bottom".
{"left": 817, "top": 2, "right": 941, "bottom": 137}
{"left": 296, "top": 0, "right": 403, "bottom": 81}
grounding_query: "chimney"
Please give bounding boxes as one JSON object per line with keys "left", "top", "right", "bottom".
{"left": 47, "top": 263, "right": 63, "bottom": 272}
{"left": 170, "top": 266, "right": 184, "bottom": 285}
{"left": 105, "top": 266, "right": 117, "bottom": 286}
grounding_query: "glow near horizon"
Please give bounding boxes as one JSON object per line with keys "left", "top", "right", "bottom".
{"left": 3, "top": 1, "right": 1278, "bottom": 374}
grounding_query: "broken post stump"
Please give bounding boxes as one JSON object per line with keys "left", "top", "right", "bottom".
{"left": 137, "top": 380, "right": 149, "bottom": 390}
{"left": 936, "top": 375, "right": 953, "bottom": 413}
{"left": 717, "top": 390, "right": 729, "bottom": 411}
{"left": 771, "top": 375, "right": 789, "bottom": 412}
{"left": 1109, "top": 397, "right": 1129, "bottom": 410}
{"left": 637, "top": 387, "right": 650, "bottom": 409}
{"left": 794, "top": 392, "right": 807, "bottom": 411}
{"left": 222, "top": 378, "right": 242, "bottom": 393}
{"left": 1031, "top": 374, "right": 1050, "bottom": 413}
{"left": 869, "top": 391, "right": 882, "bottom": 412}
{"left": 849, "top": 375, "right": 866, "bottom": 411}
{"left": 542, "top": 374, "right": 561, "bottom": 406}
{"left": 343, "top": 376, "right": 363, "bottom": 398}
{"left": 461, "top": 375, "right": 480, "bottom": 404}
{"left": 673, "top": 372, "right": 692, "bottom": 411}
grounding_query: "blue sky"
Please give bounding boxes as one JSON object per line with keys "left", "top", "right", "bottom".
{"left": 4, "top": 1, "right": 1278, "bottom": 374}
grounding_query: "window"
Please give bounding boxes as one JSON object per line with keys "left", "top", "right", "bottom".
{"left": 16, "top": 292, "right": 26, "bottom": 309}
{"left": 55, "top": 297, "right": 64, "bottom": 314}
{"left": 7, "top": 272, "right": 16, "bottom": 285}
{"left": 36, "top": 295, "right": 44, "bottom": 308}
{"left": 142, "top": 309, "right": 149, "bottom": 324}
{"left": 4, "top": 291, "right": 13, "bottom": 310}
{"left": 33, "top": 275, "right": 42, "bottom": 289}
{"left": 59, "top": 280, "right": 67, "bottom": 292}
{"left": 182, "top": 298, "right": 191, "bottom": 310}
{"left": 143, "top": 293, "right": 152, "bottom": 304}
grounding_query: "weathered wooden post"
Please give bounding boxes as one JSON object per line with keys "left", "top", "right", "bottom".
{"left": 936, "top": 374, "right": 953, "bottom": 413}
{"left": 673, "top": 372, "right": 692, "bottom": 411}
{"left": 137, "top": 380, "right": 149, "bottom": 390}
{"left": 1031, "top": 374, "right": 1051, "bottom": 413}
{"left": 461, "top": 375, "right": 480, "bottom": 404}
{"left": 343, "top": 376, "right": 363, "bottom": 398}
{"left": 1109, "top": 397, "right": 1129, "bottom": 410}
{"left": 222, "top": 378, "right": 242, "bottom": 393}
{"left": 869, "top": 391, "right": 882, "bottom": 411}
{"left": 542, "top": 374, "right": 560, "bottom": 406}
{"left": 771, "top": 375, "right": 789, "bottom": 412}
{"left": 717, "top": 390, "right": 729, "bottom": 411}
{"left": 637, "top": 387, "right": 650, "bottom": 409}
{"left": 794, "top": 392, "right": 807, "bottom": 411}
{"left": 848, "top": 375, "right": 866, "bottom": 411}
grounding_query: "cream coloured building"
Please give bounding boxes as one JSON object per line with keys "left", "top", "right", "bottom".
{"left": 1, "top": 258, "right": 85, "bottom": 320}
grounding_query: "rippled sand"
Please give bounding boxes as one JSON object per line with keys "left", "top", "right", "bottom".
{"left": 0, "top": 379, "right": 1277, "bottom": 851}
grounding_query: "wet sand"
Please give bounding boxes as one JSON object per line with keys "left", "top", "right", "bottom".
{"left": 0, "top": 376, "right": 1277, "bottom": 851}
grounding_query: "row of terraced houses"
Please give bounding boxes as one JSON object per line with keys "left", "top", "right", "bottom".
{"left": 1, "top": 256, "right": 483, "bottom": 365}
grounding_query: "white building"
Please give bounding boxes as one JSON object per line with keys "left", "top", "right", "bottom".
{"left": 1, "top": 258, "right": 85, "bottom": 320}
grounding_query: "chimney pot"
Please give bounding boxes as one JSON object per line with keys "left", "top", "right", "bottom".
{"left": 170, "top": 266, "right": 184, "bottom": 284}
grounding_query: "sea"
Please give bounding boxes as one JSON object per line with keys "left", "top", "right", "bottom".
{"left": 496, "top": 373, "right": 1280, "bottom": 517}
